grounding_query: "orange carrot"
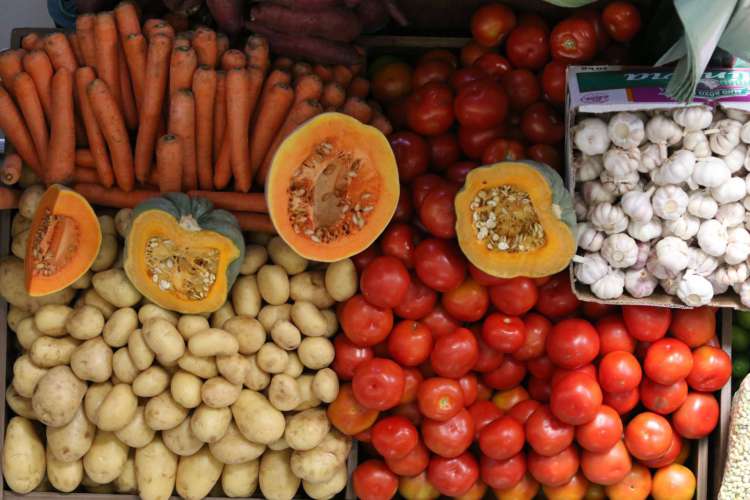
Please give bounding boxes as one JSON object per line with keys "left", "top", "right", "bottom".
{"left": 0, "top": 86, "right": 40, "bottom": 173}
{"left": 226, "top": 68, "right": 262, "bottom": 192}
{"left": 169, "top": 45, "right": 197, "bottom": 96}
{"left": 145, "top": 21, "right": 175, "bottom": 40}
{"left": 193, "top": 66, "right": 216, "bottom": 190}
{"left": 192, "top": 26, "right": 217, "bottom": 68}
{"left": 348, "top": 76, "right": 370, "bottom": 99}
{"left": 332, "top": 65, "right": 353, "bottom": 88}
{"left": 244, "top": 36, "right": 269, "bottom": 75}
{"left": 118, "top": 44, "right": 138, "bottom": 130}
{"left": 257, "top": 99, "right": 323, "bottom": 184}
{"left": 73, "top": 183, "right": 159, "bottom": 208}
{"left": 75, "top": 14, "right": 98, "bottom": 67}
{"left": 135, "top": 33, "right": 172, "bottom": 183}
{"left": 293, "top": 73, "right": 323, "bottom": 106}
{"left": 94, "top": 13, "right": 123, "bottom": 115}
{"left": 74, "top": 166, "right": 101, "bottom": 184}
{"left": 213, "top": 134, "right": 232, "bottom": 189}
{"left": 313, "top": 64, "right": 333, "bottom": 82}
{"left": 0, "top": 187, "right": 21, "bottom": 209}
{"left": 44, "top": 33, "right": 77, "bottom": 73}
{"left": 76, "top": 68, "right": 115, "bottom": 188}
{"left": 21, "top": 50, "right": 53, "bottom": 120}
{"left": 342, "top": 96, "right": 372, "bottom": 123}
{"left": 232, "top": 212, "right": 275, "bottom": 232}
{"left": 156, "top": 134, "right": 183, "bottom": 192}
{"left": 123, "top": 33, "right": 147, "bottom": 113}
{"left": 0, "top": 49, "right": 24, "bottom": 92}
{"left": 220, "top": 49, "right": 247, "bottom": 71}
{"left": 142, "top": 19, "right": 162, "bottom": 36}
{"left": 21, "top": 34, "right": 43, "bottom": 52}
{"left": 67, "top": 33, "right": 84, "bottom": 66}
{"left": 47, "top": 68, "right": 76, "bottom": 184}
{"left": 217, "top": 33, "right": 229, "bottom": 60}
{"left": 13, "top": 72, "right": 48, "bottom": 167}
{"left": 213, "top": 70, "right": 227, "bottom": 164}
{"left": 188, "top": 191, "right": 268, "bottom": 212}
{"left": 174, "top": 33, "right": 192, "bottom": 49}
{"left": 249, "top": 82, "right": 294, "bottom": 179}
{"left": 250, "top": 68, "right": 291, "bottom": 129}
{"left": 273, "top": 57, "right": 293, "bottom": 70}
{"left": 114, "top": 1, "right": 142, "bottom": 38}
{"left": 321, "top": 81, "right": 346, "bottom": 109}
{"left": 168, "top": 88, "right": 197, "bottom": 191}
{"left": 292, "top": 62, "right": 312, "bottom": 80}
{"left": 1, "top": 154, "right": 22, "bottom": 185}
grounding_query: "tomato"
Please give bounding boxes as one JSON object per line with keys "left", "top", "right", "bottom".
{"left": 492, "top": 386, "right": 530, "bottom": 412}
{"left": 360, "top": 256, "right": 410, "bottom": 309}
{"left": 602, "top": 1, "right": 642, "bottom": 43}
{"left": 398, "top": 471, "right": 440, "bottom": 500}
{"left": 506, "top": 24, "right": 550, "bottom": 70}
{"left": 472, "top": 53, "right": 512, "bottom": 80}
{"left": 624, "top": 412, "right": 673, "bottom": 460}
{"left": 458, "top": 124, "right": 505, "bottom": 159}
{"left": 512, "top": 313, "right": 550, "bottom": 361}
{"left": 582, "top": 302, "right": 616, "bottom": 320}
{"left": 535, "top": 273, "right": 579, "bottom": 318}
{"left": 406, "top": 82, "right": 454, "bottom": 136}
{"left": 421, "top": 305, "right": 460, "bottom": 337}
{"left": 428, "top": 452, "right": 480, "bottom": 497}
{"left": 597, "top": 315, "right": 636, "bottom": 354}
{"left": 672, "top": 392, "right": 719, "bottom": 439}
{"left": 372, "top": 62, "right": 412, "bottom": 102}
{"left": 459, "top": 373, "right": 479, "bottom": 406}
{"left": 380, "top": 223, "right": 418, "bottom": 268}
{"left": 420, "top": 184, "right": 458, "bottom": 238}
{"left": 541, "top": 61, "right": 567, "bottom": 105}
{"left": 575, "top": 405, "right": 622, "bottom": 453}
{"left": 482, "top": 313, "right": 526, "bottom": 354}
{"left": 393, "top": 402, "right": 423, "bottom": 427}
{"left": 412, "top": 173, "right": 445, "bottom": 210}
{"left": 598, "top": 351, "right": 642, "bottom": 392}
{"left": 401, "top": 368, "right": 423, "bottom": 404}
{"left": 546, "top": 319, "right": 599, "bottom": 369}
{"left": 669, "top": 307, "right": 715, "bottom": 347}
{"left": 551, "top": 364, "right": 596, "bottom": 387}
{"left": 428, "top": 133, "right": 460, "bottom": 170}
{"left": 423, "top": 408, "right": 475, "bottom": 458}
{"left": 352, "top": 246, "right": 380, "bottom": 274}
{"left": 420, "top": 49, "right": 458, "bottom": 68}
{"left": 395, "top": 275, "right": 438, "bottom": 320}
{"left": 528, "top": 376, "right": 551, "bottom": 402}
{"left": 644, "top": 338, "right": 694, "bottom": 385}
{"left": 412, "top": 59, "right": 454, "bottom": 88}
{"left": 467, "top": 262, "right": 506, "bottom": 286}
{"left": 484, "top": 357, "right": 527, "bottom": 390}
{"left": 371, "top": 415, "right": 419, "bottom": 460}
{"left": 603, "top": 387, "right": 639, "bottom": 415}
{"left": 456, "top": 480, "right": 487, "bottom": 500}
{"left": 387, "top": 320, "right": 432, "bottom": 367}
{"left": 340, "top": 295, "right": 394, "bottom": 347}
{"left": 550, "top": 18, "right": 597, "bottom": 63}
{"left": 385, "top": 440, "right": 429, "bottom": 477}
{"left": 640, "top": 377, "right": 687, "bottom": 415}
{"left": 687, "top": 345, "right": 731, "bottom": 392}
{"left": 503, "top": 69, "right": 541, "bottom": 111}
{"left": 605, "top": 463, "right": 651, "bottom": 500}
{"left": 481, "top": 452, "right": 526, "bottom": 490}
{"left": 482, "top": 138, "right": 525, "bottom": 164}
{"left": 526, "top": 143, "right": 562, "bottom": 171}
{"left": 581, "top": 440, "right": 632, "bottom": 486}
{"left": 622, "top": 305, "right": 671, "bottom": 342}
{"left": 444, "top": 161, "right": 476, "bottom": 184}
{"left": 333, "top": 335, "right": 374, "bottom": 380}
{"left": 640, "top": 432, "right": 683, "bottom": 468}
{"left": 471, "top": 3, "right": 516, "bottom": 47}
{"left": 431, "top": 327, "right": 479, "bottom": 378}
{"left": 353, "top": 358, "right": 405, "bottom": 411}
{"left": 651, "top": 464, "right": 696, "bottom": 500}
{"left": 521, "top": 101, "right": 564, "bottom": 144}
{"left": 327, "top": 384, "right": 380, "bottom": 435}
{"left": 528, "top": 355, "right": 554, "bottom": 380}
{"left": 414, "top": 238, "right": 466, "bottom": 292}
{"left": 525, "top": 405, "right": 574, "bottom": 456}
{"left": 528, "top": 446, "right": 580, "bottom": 487}
{"left": 469, "top": 400, "right": 503, "bottom": 436}
{"left": 392, "top": 187, "right": 413, "bottom": 224}
{"left": 492, "top": 472, "right": 540, "bottom": 500}
{"left": 455, "top": 79, "right": 509, "bottom": 129}
{"left": 417, "top": 377, "right": 464, "bottom": 421}
{"left": 461, "top": 41, "right": 491, "bottom": 67}
{"left": 387, "top": 95, "right": 409, "bottom": 129}
{"left": 550, "top": 372, "right": 602, "bottom": 425}
{"left": 543, "top": 471, "right": 589, "bottom": 500}
{"left": 389, "top": 131, "right": 429, "bottom": 182}
{"left": 354, "top": 459, "right": 398, "bottom": 500}
{"left": 450, "top": 67, "right": 487, "bottom": 91}
{"left": 508, "top": 399, "right": 541, "bottom": 425}
{"left": 489, "top": 277, "right": 538, "bottom": 316}
{"left": 480, "top": 416, "right": 525, "bottom": 460}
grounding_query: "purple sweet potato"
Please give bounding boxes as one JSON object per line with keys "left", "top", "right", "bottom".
{"left": 246, "top": 21, "right": 362, "bottom": 65}
{"left": 250, "top": 4, "right": 362, "bottom": 43}
{"left": 207, "top": 0, "right": 244, "bottom": 35}
{"left": 356, "top": 0, "right": 389, "bottom": 33}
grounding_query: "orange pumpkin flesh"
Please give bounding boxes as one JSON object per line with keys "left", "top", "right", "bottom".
{"left": 25, "top": 185, "right": 101, "bottom": 296}
{"left": 267, "top": 112, "right": 399, "bottom": 262}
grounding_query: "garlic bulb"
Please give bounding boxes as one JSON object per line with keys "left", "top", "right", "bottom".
{"left": 682, "top": 131, "right": 711, "bottom": 158}
{"left": 677, "top": 272, "right": 714, "bottom": 306}
{"left": 687, "top": 191, "right": 718, "bottom": 219}
{"left": 716, "top": 202, "right": 745, "bottom": 227}
{"left": 600, "top": 170, "right": 640, "bottom": 196}
{"left": 633, "top": 242, "right": 650, "bottom": 270}
{"left": 573, "top": 253, "right": 610, "bottom": 285}
{"left": 625, "top": 268, "right": 658, "bottom": 298}
{"left": 603, "top": 147, "right": 640, "bottom": 177}
{"left": 725, "top": 226, "right": 750, "bottom": 265}
{"left": 692, "top": 157, "right": 731, "bottom": 188}
{"left": 708, "top": 272, "right": 731, "bottom": 295}
{"left": 639, "top": 143, "right": 667, "bottom": 173}
{"left": 651, "top": 149, "right": 695, "bottom": 185}
{"left": 620, "top": 187, "right": 654, "bottom": 223}
{"left": 601, "top": 233, "right": 638, "bottom": 268}
{"left": 628, "top": 218, "right": 662, "bottom": 242}
{"left": 608, "top": 112, "right": 645, "bottom": 149}
{"left": 652, "top": 185, "right": 688, "bottom": 220}
{"left": 738, "top": 281, "right": 750, "bottom": 309}
{"left": 663, "top": 214, "right": 700, "bottom": 240}
{"left": 673, "top": 105, "right": 713, "bottom": 131}
{"left": 582, "top": 180, "right": 617, "bottom": 205}
{"left": 576, "top": 223, "right": 605, "bottom": 252}
{"left": 655, "top": 236, "right": 690, "bottom": 273}
{"left": 574, "top": 193, "right": 587, "bottom": 221}
{"left": 697, "top": 219, "right": 729, "bottom": 257}
{"left": 646, "top": 115, "right": 683, "bottom": 155}
{"left": 709, "top": 119, "right": 742, "bottom": 155}
{"left": 741, "top": 121, "right": 750, "bottom": 144}
{"left": 574, "top": 154, "right": 604, "bottom": 182}
{"left": 590, "top": 203, "right": 629, "bottom": 234}
{"left": 647, "top": 249, "right": 679, "bottom": 279}
{"left": 660, "top": 274, "right": 682, "bottom": 296}
{"left": 574, "top": 118, "right": 610, "bottom": 155}
{"left": 686, "top": 247, "right": 719, "bottom": 277}
{"left": 713, "top": 263, "right": 749, "bottom": 288}
{"left": 711, "top": 176, "right": 747, "bottom": 204}
{"left": 725, "top": 108, "right": 749, "bottom": 122}
{"left": 722, "top": 144, "right": 748, "bottom": 173}
{"left": 591, "top": 270, "right": 625, "bottom": 300}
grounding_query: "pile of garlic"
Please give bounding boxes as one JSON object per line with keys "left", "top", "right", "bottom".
{"left": 572, "top": 105, "right": 750, "bottom": 307}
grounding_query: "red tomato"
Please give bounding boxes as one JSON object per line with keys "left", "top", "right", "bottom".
{"left": 389, "top": 131, "right": 429, "bottom": 182}
{"left": 622, "top": 305, "right": 672, "bottom": 342}
{"left": 420, "top": 49, "right": 458, "bottom": 68}
{"left": 327, "top": 384, "right": 380, "bottom": 435}
{"left": 458, "top": 125, "right": 505, "bottom": 159}
{"left": 445, "top": 161, "right": 477, "bottom": 184}
{"left": 640, "top": 378, "right": 687, "bottom": 415}
{"left": 543, "top": 472, "right": 589, "bottom": 500}
{"left": 427, "top": 452, "right": 480, "bottom": 497}
{"left": 528, "top": 446, "right": 580, "bottom": 487}
{"left": 472, "top": 53, "right": 512, "bottom": 80}
{"left": 372, "top": 416, "right": 419, "bottom": 459}
{"left": 525, "top": 405, "right": 574, "bottom": 456}
{"left": 493, "top": 387, "right": 532, "bottom": 414}
{"left": 551, "top": 364, "right": 597, "bottom": 387}
{"left": 340, "top": 295, "right": 394, "bottom": 347}
{"left": 459, "top": 373, "right": 479, "bottom": 406}
{"left": 471, "top": 3, "right": 516, "bottom": 47}
{"left": 480, "top": 416, "right": 526, "bottom": 460}
{"left": 456, "top": 480, "right": 487, "bottom": 500}
{"left": 393, "top": 402, "right": 423, "bottom": 427}
{"left": 460, "top": 40, "right": 491, "bottom": 67}
{"left": 508, "top": 399, "right": 541, "bottom": 425}
{"left": 605, "top": 463, "right": 652, "bottom": 499}
{"left": 669, "top": 307, "right": 716, "bottom": 347}
{"left": 575, "top": 405, "right": 623, "bottom": 453}
{"left": 582, "top": 302, "right": 616, "bottom": 320}
{"left": 421, "top": 305, "right": 460, "bottom": 337}
{"left": 417, "top": 377, "right": 464, "bottom": 421}
{"left": 393, "top": 186, "right": 413, "bottom": 224}
{"left": 644, "top": 339, "right": 694, "bottom": 385}
{"left": 473, "top": 337, "right": 504, "bottom": 373}
{"left": 398, "top": 471, "right": 439, "bottom": 500}
{"left": 672, "top": 392, "right": 719, "bottom": 439}
{"left": 386, "top": 440, "right": 430, "bottom": 477}
{"left": 581, "top": 440, "right": 632, "bottom": 486}
{"left": 352, "top": 246, "right": 380, "bottom": 274}
{"left": 602, "top": 1, "right": 642, "bottom": 43}
{"left": 431, "top": 327, "right": 480, "bottom": 378}
{"left": 414, "top": 238, "right": 467, "bottom": 292}
{"left": 482, "top": 313, "right": 527, "bottom": 353}
{"left": 521, "top": 101, "right": 564, "bottom": 144}
{"left": 550, "top": 18, "right": 597, "bottom": 63}
{"left": 395, "top": 275, "right": 438, "bottom": 320}
{"left": 640, "top": 432, "right": 682, "bottom": 469}
{"left": 489, "top": 277, "right": 539, "bottom": 316}
{"left": 541, "top": 61, "right": 567, "bottom": 105}
{"left": 651, "top": 464, "right": 696, "bottom": 500}
{"left": 597, "top": 315, "right": 637, "bottom": 354}
{"left": 546, "top": 318, "right": 600, "bottom": 369}
{"left": 482, "top": 138, "right": 525, "bottom": 164}
{"left": 513, "top": 313, "right": 550, "bottom": 361}
{"left": 528, "top": 355, "right": 555, "bottom": 380}
{"left": 603, "top": 387, "right": 639, "bottom": 415}
{"left": 406, "top": 82, "right": 454, "bottom": 136}
{"left": 481, "top": 453, "right": 527, "bottom": 490}
{"left": 526, "top": 144, "right": 562, "bottom": 171}
{"left": 503, "top": 69, "right": 542, "bottom": 111}
{"left": 353, "top": 459, "right": 398, "bottom": 500}
{"left": 387, "top": 96, "right": 409, "bottom": 130}
{"left": 428, "top": 133, "right": 460, "bottom": 170}
{"left": 455, "top": 79, "right": 509, "bottom": 129}
{"left": 506, "top": 24, "right": 550, "bottom": 70}
{"left": 528, "top": 376, "right": 551, "bottom": 402}
{"left": 401, "top": 368, "right": 423, "bottom": 404}
{"left": 550, "top": 372, "right": 602, "bottom": 425}
{"left": 624, "top": 412, "right": 673, "bottom": 460}
{"left": 422, "top": 408, "right": 475, "bottom": 458}
{"left": 372, "top": 62, "right": 412, "bottom": 103}
{"left": 361, "top": 256, "right": 411, "bottom": 309}
{"left": 535, "top": 273, "right": 579, "bottom": 318}
{"left": 388, "top": 320, "right": 432, "bottom": 367}
{"left": 450, "top": 67, "right": 487, "bottom": 91}
{"left": 352, "top": 358, "right": 405, "bottom": 411}
{"left": 419, "top": 184, "right": 458, "bottom": 239}
{"left": 412, "top": 174, "right": 447, "bottom": 211}
{"left": 469, "top": 400, "right": 503, "bottom": 437}
{"left": 380, "top": 223, "right": 418, "bottom": 268}
{"left": 468, "top": 262, "right": 506, "bottom": 286}
{"left": 332, "top": 335, "right": 374, "bottom": 380}
{"left": 598, "top": 351, "right": 642, "bottom": 392}
{"left": 412, "top": 59, "right": 454, "bottom": 88}
{"left": 484, "top": 357, "right": 527, "bottom": 390}
{"left": 687, "top": 346, "right": 731, "bottom": 392}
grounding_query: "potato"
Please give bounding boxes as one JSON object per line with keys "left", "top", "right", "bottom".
{"left": 271, "top": 319, "right": 302, "bottom": 350}
{"left": 7, "top": 385, "right": 37, "bottom": 419}
{"left": 240, "top": 244, "right": 268, "bottom": 275}
{"left": 245, "top": 354, "right": 271, "bottom": 390}
{"left": 313, "top": 368, "right": 339, "bottom": 403}
{"left": 259, "top": 449, "right": 300, "bottom": 500}
{"left": 71, "top": 337, "right": 113, "bottom": 382}
{"left": 0, "top": 256, "right": 75, "bottom": 312}
{"left": 210, "top": 301, "right": 235, "bottom": 328}
{"left": 97, "top": 383, "right": 138, "bottom": 432}
{"left": 128, "top": 329, "right": 155, "bottom": 371}
{"left": 296, "top": 374, "right": 322, "bottom": 410}
{"left": 189, "top": 327, "right": 239, "bottom": 357}
{"left": 268, "top": 436, "right": 289, "bottom": 451}
{"left": 99, "top": 214, "right": 117, "bottom": 235}
{"left": 175, "top": 446, "right": 223, "bottom": 500}
{"left": 32, "top": 365, "right": 86, "bottom": 427}
{"left": 222, "top": 460, "right": 259, "bottom": 497}
{"left": 10, "top": 227, "right": 28, "bottom": 259}
{"left": 224, "top": 315, "right": 266, "bottom": 354}
{"left": 177, "top": 352, "right": 218, "bottom": 379}
{"left": 268, "top": 374, "right": 301, "bottom": 411}
{"left": 257, "top": 264, "right": 291, "bottom": 305}
{"left": 71, "top": 270, "right": 93, "bottom": 290}
{"left": 114, "top": 455, "right": 137, "bottom": 493}
{"left": 268, "top": 236, "right": 308, "bottom": 274}
{"left": 202, "top": 376, "right": 242, "bottom": 408}
{"left": 30, "top": 335, "right": 80, "bottom": 368}
{"left": 18, "top": 184, "right": 44, "bottom": 218}
{"left": 46, "top": 448, "right": 83, "bottom": 492}
{"left": 115, "top": 208, "right": 133, "bottom": 238}
{"left": 66, "top": 304, "right": 105, "bottom": 340}
{"left": 2, "top": 417, "right": 45, "bottom": 493}
{"left": 283, "top": 352, "right": 304, "bottom": 378}
{"left": 12, "top": 212, "right": 31, "bottom": 236}
{"left": 92, "top": 269, "right": 142, "bottom": 307}
{"left": 217, "top": 353, "right": 251, "bottom": 385}
{"left": 83, "top": 288, "right": 116, "bottom": 318}
{"left": 115, "top": 406, "right": 155, "bottom": 448}
{"left": 232, "top": 275, "right": 262, "bottom": 317}
{"left": 171, "top": 370, "right": 203, "bottom": 408}
{"left": 291, "top": 300, "right": 328, "bottom": 337}
{"left": 298, "top": 337, "right": 335, "bottom": 369}
{"left": 82, "top": 474, "right": 115, "bottom": 492}
{"left": 321, "top": 309, "right": 338, "bottom": 337}
{"left": 16, "top": 317, "right": 43, "bottom": 349}
{"left": 91, "top": 234, "right": 119, "bottom": 271}
{"left": 291, "top": 271, "right": 336, "bottom": 308}
{"left": 143, "top": 318, "right": 186, "bottom": 364}
{"left": 209, "top": 421, "right": 266, "bottom": 464}
{"left": 103, "top": 307, "right": 138, "bottom": 347}
{"left": 258, "top": 303, "right": 292, "bottom": 332}
{"left": 83, "top": 430, "right": 129, "bottom": 484}
{"left": 178, "top": 314, "right": 210, "bottom": 339}
{"left": 163, "top": 417, "right": 203, "bottom": 456}
{"left": 144, "top": 391, "right": 189, "bottom": 430}
{"left": 190, "top": 404, "right": 232, "bottom": 443}
{"left": 290, "top": 430, "right": 351, "bottom": 483}
{"left": 303, "top": 463, "right": 347, "bottom": 500}
{"left": 34, "top": 304, "right": 74, "bottom": 336}
{"left": 12, "top": 354, "right": 48, "bottom": 398}
{"left": 256, "top": 342, "right": 289, "bottom": 373}
{"left": 84, "top": 382, "right": 113, "bottom": 425}
{"left": 232, "top": 390, "right": 285, "bottom": 444}
{"left": 285, "top": 408, "right": 330, "bottom": 451}
{"left": 112, "top": 348, "right": 139, "bottom": 383}
{"left": 324, "top": 258, "right": 357, "bottom": 301}
{"left": 135, "top": 436, "right": 179, "bottom": 500}
{"left": 133, "top": 366, "right": 171, "bottom": 397}
{"left": 8, "top": 305, "right": 32, "bottom": 332}
{"left": 139, "top": 303, "right": 179, "bottom": 325}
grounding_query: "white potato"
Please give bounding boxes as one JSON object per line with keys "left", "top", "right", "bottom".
{"left": 201, "top": 376, "right": 242, "bottom": 408}
{"left": 3, "top": 417, "right": 45, "bottom": 493}
{"left": 303, "top": 463, "right": 348, "bottom": 500}
{"left": 46, "top": 406, "right": 96, "bottom": 462}
{"left": 268, "top": 237, "right": 308, "bottom": 274}
{"left": 96, "top": 383, "right": 138, "bottom": 432}
{"left": 127, "top": 329, "right": 155, "bottom": 371}
{"left": 84, "top": 382, "right": 113, "bottom": 426}
{"left": 285, "top": 408, "right": 330, "bottom": 451}
{"left": 133, "top": 366, "right": 171, "bottom": 397}
{"left": 114, "top": 455, "right": 137, "bottom": 493}
{"left": 175, "top": 446, "right": 223, "bottom": 500}
{"left": 256, "top": 342, "right": 289, "bottom": 373}
{"left": 171, "top": 369, "right": 204, "bottom": 408}
{"left": 268, "top": 374, "right": 301, "bottom": 411}
{"left": 142, "top": 318, "right": 185, "bottom": 364}
{"left": 177, "top": 352, "right": 218, "bottom": 379}
{"left": 313, "top": 368, "right": 339, "bottom": 403}
{"left": 34, "top": 304, "right": 74, "bottom": 336}
{"left": 298, "top": 336, "right": 335, "bottom": 369}
{"left": 222, "top": 460, "right": 259, "bottom": 498}
{"left": 208, "top": 421, "right": 265, "bottom": 464}
{"left": 291, "top": 300, "right": 328, "bottom": 337}
{"left": 83, "top": 430, "right": 129, "bottom": 484}
{"left": 210, "top": 301, "right": 235, "bottom": 328}
{"left": 112, "top": 347, "right": 139, "bottom": 384}
{"left": 232, "top": 275, "right": 262, "bottom": 317}
{"left": 324, "top": 258, "right": 357, "bottom": 301}
{"left": 30, "top": 335, "right": 80, "bottom": 368}
{"left": 290, "top": 270, "right": 335, "bottom": 308}
{"left": 257, "top": 264, "right": 291, "bottom": 305}
{"left": 32, "top": 365, "right": 87, "bottom": 427}
{"left": 231, "top": 390, "right": 285, "bottom": 444}
{"left": 144, "top": 391, "right": 189, "bottom": 431}
{"left": 258, "top": 303, "right": 292, "bottom": 332}
{"left": 240, "top": 243, "right": 268, "bottom": 275}
{"left": 46, "top": 448, "right": 83, "bottom": 493}
{"left": 259, "top": 449, "right": 300, "bottom": 500}
{"left": 103, "top": 307, "right": 138, "bottom": 347}
{"left": 245, "top": 354, "right": 271, "bottom": 391}
{"left": 135, "top": 435, "right": 178, "bottom": 500}
{"left": 138, "top": 303, "right": 179, "bottom": 325}
{"left": 66, "top": 304, "right": 105, "bottom": 339}
{"left": 115, "top": 406, "right": 155, "bottom": 448}
{"left": 223, "top": 315, "right": 266, "bottom": 354}
{"left": 92, "top": 268, "right": 142, "bottom": 307}
{"left": 12, "top": 354, "right": 48, "bottom": 398}
{"left": 162, "top": 418, "right": 203, "bottom": 456}
{"left": 190, "top": 404, "right": 232, "bottom": 443}
{"left": 16, "top": 317, "right": 43, "bottom": 350}
{"left": 177, "top": 314, "right": 210, "bottom": 339}
{"left": 188, "top": 328, "right": 239, "bottom": 357}
{"left": 217, "top": 353, "right": 251, "bottom": 385}
{"left": 271, "top": 319, "right": 302, "bottom": 350}
{"left": 71, "top": 337, "right": 113, "bottom": 382}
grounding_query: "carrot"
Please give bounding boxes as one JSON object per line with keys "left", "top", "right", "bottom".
{"left": 232, "top": 212, "right": 275, "bottom": 232}
{"left": 321, "top": 81, "right": 346, "bottom": 109}
{"left": 244, "top": 36, "right": 269, "bottom": 75}
{"left": 73, "top": 183, "right": 159, "bottom": 208}
{"left": 226, "top": 68, "right": 262, "bottom": 192}
{"left": 21, "top": 50, "right": 53, "bottom": 120}
{"left": 348, "top": 76, "right": 370, "bottom": 98}
{"left": 332, "top": 65, "right": 353, "bottom": 87}
{"left": 192, "top": 26, "right": 217, "bottom": 68}
{"left": 249, "top": 82, "right": 294, "bottom": 179}
{"left": 123, "top": 33, "right": 147, "bottom": 112}
{"left": 118, "top": 43, "right": 138, "bottom": 130}
{"left": 0, "top": 187, "right": 21, "bottom": 209}
{"left": 217, "top": 33, "right": 229, "bottom": 60}
{"left": 313, "top": 64, "right": 333, "bottom": 82}
{"left": 114, "top": 1, "right": 142, "bottom": 38}
{"left": 169, "top": 45, "right": 197, "bottom": 96}
{"left": 135, "top": 33, "right": 172, "bottom": 183}
{"left": 13, "top": 72, "right": 48, "bottom": 167}
{"left": 220, "top": 49, "right": 247, "bottom": 71}
{"left": 273, "top": 57, "right": 293, "bottom": 70}
{"left": 94, "top": 13, "right": 123, "bottom": 114}
{"left": 156, "top": 134, "right": 183, "bottom": 192}
{"left": 44, "top": 33, "right": 77, "bottom": 73}
{"left": 369, "top": 111, "right": 393, "bottom": 135}
{"left": 1, "top": 154, "right": 22, "bottom": 185}
{"left": 168, "top": 88, "right": 197, "bottom": 191}
{"left": 187, "top": 191, "right": 268, "bottom": 212}
{"left": 0, "top": 86, "right": 40, "bottom": 173}
{"left": 145, "top": 22, "right": 175, "bottom": 40}
{"left": 0, "top": 49, "right": 24, "bottom": 91}
{"left": 47, "top": 68, "right": 76, "bottom": 184}
{"left": 193, "top": 66, "right": 216, "bottom": 190}
{"left": 293, "top": 73, "right": 323, "bottom": 106}
{"left": 341, "top": 96, "right": 372, "bottom": 123}
{"left": 257, "top": 99, "right": 323, "bottom": 184}
{"left": 213, "top": 70, "right": 227, "bottom": 164}
{"left": 75, "top": 14, "right": 98, "bottom": 67}
{"left": 76, "top": 68, "right": 115, "bottom": 188}
{"left": 292, "top": 62, "right": 312, "bottom": 80}
{"left": 68, "top": 33, "right": 84, "bottom": 66}
{"left": 174, "top": 32, "right": 192, "bottom": 49}
{"left": 250, "top": 68, "right": 291, "bottom": 129}
{"left": 213, "top": 134, "right": 232, "bottom": 189}
{"left": 21, "top": 33, "right": 43, "bottom": 52}
{"left": 74, "top": 166, "right": 101, "bottom": 184}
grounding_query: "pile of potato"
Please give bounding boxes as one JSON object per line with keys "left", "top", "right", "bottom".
{"left": 2, "top": 190, "right": 357, "bottom": 500}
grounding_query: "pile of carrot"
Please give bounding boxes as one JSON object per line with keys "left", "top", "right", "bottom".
{"left": 0, "top": 1, "right": 390, "bottom": 232}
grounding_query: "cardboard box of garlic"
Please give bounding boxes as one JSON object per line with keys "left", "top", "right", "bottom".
{"left": 566, "top": 66, "right": 750, "bottom": 309}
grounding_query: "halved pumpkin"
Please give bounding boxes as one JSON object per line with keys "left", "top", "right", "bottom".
{"left": 123, "top": 193, "right": 245, "bottom": 314}
{"left": 455, "top": 160, "right": 576, "bottom": 278}
{"left": 266, "top": 112, "right": 399, "bottom": 262}
{"left": 25, "top": 184, "right": 102, "bottom": 296}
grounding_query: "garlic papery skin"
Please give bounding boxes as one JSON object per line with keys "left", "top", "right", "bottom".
{"left": 725, "top": 108, "right": 749, "bottom": 122}
{"left": 603, "top": 147, "right": 640, "bottom": 177}
{"left": 646, "top": 115, "right": 683, "bottom": 155}
{"left": 573, "top": 253, "right": 610, "bottom": 285}
{"left": 709, "top": 119, "right": 742, "bottom": 155}
{"left": 620, "top": 187, "right": 654, "bottom": 223}
{"left": 677, "top": 272, "right": 714, "bottom": 306}
{"left": 725, "top": 226, "right": 750, "bottom": 265}
{"left": 625, "top": 268, "right": 658, "bottom": 298}
{"left": 574, "top": 118, "right": 611, "bottom": 155}
{"left": 692, "top": 157, "right": 731, "bottom": 188}
{"left": 711, "top": 176, "right": 747, "bottom": 204}
{"left": 697, "top": 219, "right": 729, "bottom": 257}
{"left": 628, "top": 218, "right": 662, "bottom": 242}
{"left": 738, "top": 281, "right": 750, "bottom": 308}
{"left": 600, "top": 170, "right": 640, "bottom": 196}
{"left": 652, "top": 185, "right": 688, "bottom": 220}
{"left": 682, "top": 131, "right": 712, "bottom": 158}
{"left": 722, "top": 144, "right": 748, "bottom": 173}
{"left": 714, "top": 263, "right": 749, "bottom": 288}
{"left": 686, "top": 247, "right": 720, "bottom": 277}
{"left": 741, "top": 121, "right": 750, "bottom": 144}
{"left": 655, "top": 236, "right": 690, "bottom": 274}
{"left": 576, "top": 223, "right": 605, "bottom": 252}
{"left": 663, "top": 214, "right": 700, "bottom": 240}
{"left": 608, "top": 112, "right": 645, "bottom": 149}
{"left": 651, "top": 149, "right": 696, "bottom": 185}
{"left": 660, "top": 274, "right": 683, "bottom": 296}
{"left": 647, "top": 249, "right": 679, "bottom": 280}
{"left": 716, "top": 202, "right": 746, "bottom": 227}
{"left": 687, "top": 191, "right": 718, "bottom": 219}
{"left": 708, "top": 272, "right": 731, "bottom": 295}
{"left": 633, "top": 242, "right": 650, "bottom": 270}
{"left": 574, "top": 154, "right": 604, "bottom": 182}
{"left": 575, "top": 193, "right": 587, "bottom": 221}
{"left": 582, "top": 180, "right": 617, "bottom": 205}
{"left": 639, "top": 143, "right": 667, "bottom": 173}
{"left": 673, "top": 105, "right": 713, "bottom": 131}
{"left": 591, "top": 270, "right": 625, "bottom": 300}
{"left": 590, "top": 203, "right": 629, "bottom": 234}
{"left": 601, "top": 233, "right": 638, "bottom": 268}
